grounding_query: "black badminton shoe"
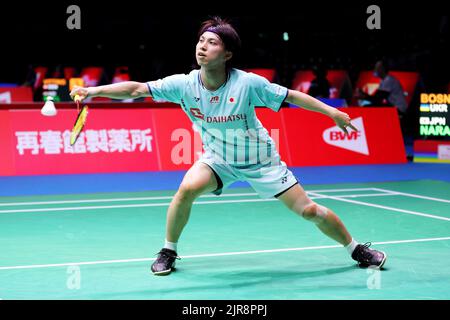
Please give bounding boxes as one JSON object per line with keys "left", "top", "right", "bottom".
{"left": 351, "top": 242, "right": 387, "bottom": 268}
{"left": 151, "top": 248, "right": 180, "bottom": 275}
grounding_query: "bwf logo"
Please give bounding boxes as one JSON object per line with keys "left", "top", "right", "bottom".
{"left": 322, "top": 117, "right": 369, "bottom": 155}
{"left": 329, "top": 131, "right": 361, "bottom": 141}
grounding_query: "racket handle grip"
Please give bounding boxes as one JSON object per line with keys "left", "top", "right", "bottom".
{"left": 74, "top": 94, "right": 81, "bottom": 102}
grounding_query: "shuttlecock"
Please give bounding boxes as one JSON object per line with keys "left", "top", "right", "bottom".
{"left": 41, "top": 96, "right": 57, "bottom": 116}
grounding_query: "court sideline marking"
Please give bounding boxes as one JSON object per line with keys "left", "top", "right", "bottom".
{"left": 0, "top": 189, "right": 448, "bottom": 222}
{"left": 0, "top": 236, "right": 449, "bottom": 271}
{"left": 308, "top": 191, "right": 450, "bottom": 222}
{"left": 372, "top": 188, "right": 450, "bottom": 203}
{"left": 1, "top": 187, "right": 448, "bottom": 208}
{"left": 0, "top": 193, "right": 414, "bottom": 214}
{"left": 0, "top": 189, "right": 388, "bottom": 214}
{"left": 0, "top": 188, "right": 378, "bottom": 207}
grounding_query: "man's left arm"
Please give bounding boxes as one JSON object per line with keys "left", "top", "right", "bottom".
{"left": 285, "top": 89, "right": 357, "bottom": 134}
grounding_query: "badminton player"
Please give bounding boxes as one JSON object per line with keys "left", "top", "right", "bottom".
{"left": 70, "top": 17, "right": 387, "bottom": 275}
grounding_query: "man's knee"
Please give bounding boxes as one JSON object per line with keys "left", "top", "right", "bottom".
{"left": 177, "top": 182, "right": 204, "bottom": 201}
{"left": 302, "top": 202, "right": 328, "bottom": 224}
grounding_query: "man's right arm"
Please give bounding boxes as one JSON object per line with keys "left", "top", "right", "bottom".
{"left": 69, "top": 81, "right": 151, "bottom": 102}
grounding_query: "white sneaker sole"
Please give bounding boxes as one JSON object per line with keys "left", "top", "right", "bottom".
{"left": 377, "top": 251, "right": 387, "bottom": 269}
{"left": 152, "top": 267, "right": 176, "bottom": 276}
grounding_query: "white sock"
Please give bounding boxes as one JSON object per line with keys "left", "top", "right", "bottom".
{"left": 345, "top": 238, "right": 359, "bottom": 256}
{"left": 164, "top": 239, "right": 178, "bottom": 252}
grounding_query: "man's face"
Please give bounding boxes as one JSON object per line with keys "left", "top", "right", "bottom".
{"left": 196, "top": 31, "right": 231, "bottom": 68}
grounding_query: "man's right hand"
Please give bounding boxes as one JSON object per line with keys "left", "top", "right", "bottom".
{"left": 69, "top": 86, "right": 90, "bottom": 102}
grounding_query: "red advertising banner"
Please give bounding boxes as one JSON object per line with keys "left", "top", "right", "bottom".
{"left": 151, "top": 108, "right": 203, "bottom": 171}
{"left": 255, "top": 109, "right": 292, "bottom": 165}
{"left": 3, "top": 109, "right": 159, "bottom": 175}
{"left": 413, "top": 139, "right": 450, "bottom": 163}
{"left": 0, "top": 111, "right": 15, "bottom": 175}
{"left": 0, "top": 105, "right": 406, "bottom": 176}
{"left": 282, "top": 107, "right": 406, "bottom": 166}
{"left": 0, "top": 87, "right": 33, "bottom": 103}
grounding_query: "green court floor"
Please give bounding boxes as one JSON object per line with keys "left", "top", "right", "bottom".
{"left": 0, "top": 179, "right": 449, "bottom": 300}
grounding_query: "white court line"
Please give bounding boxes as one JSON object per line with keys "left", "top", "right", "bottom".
{"left": 0, "top": 187, "right": 445, "bottom": 218}
{"left": 0, "top": 192, "right": 400, "bottom": 214}
{"left": 0, "top": 191, "right": 406, "bottom": 215}
{"left": 0, "top": 192, "right": 260, "bottom": 207}
{"left": 336, "top": 193, "right": 401, "bottom": 198}
{"left": 0, "top": 236, "right": 449, "bottom": 271}
{"left": 307, "top": 188, "right": 376, "bottom": 193}
{"left": 372, "top": 188, "right": 450, "bottom": 204}
{"left": 0, "top": 198, "right": 277, "bottom": 214}
{"left": 309, "top": 192, "right": 450, "bottom": 222}
{"left": 0, "top": 188, "right": 381, "bottom": 207}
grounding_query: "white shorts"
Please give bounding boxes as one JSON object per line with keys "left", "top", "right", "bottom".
{"left": 198, "top": 152, "right": 298, "bottom": 199}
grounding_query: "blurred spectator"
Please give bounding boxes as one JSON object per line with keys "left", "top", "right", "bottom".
{"left": 112, "top": 66, "right": 131, "bottom": 83}
{"left": 51, "top": 64, "right": 64, "bottom": 78}
{"left": 355, "top": 60, "right": 408, "bottom": 115}
{"left": 308, "top": 64, "right": 331, "bottom": 98}
{"left": 22, "top": 64, "right": 37, "bottom": 87}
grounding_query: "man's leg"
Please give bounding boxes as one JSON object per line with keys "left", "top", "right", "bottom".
{"left": 277, "top": 183, "right": 387, "bottom": 268}
{"left": 277, "top": 184, "right": 352, "bottom": 246}
{"left": 166, "top": 162, "right": 218, "bottom": 243}
{"left": 151, "top": 162, "right": 218, "bottom": 275}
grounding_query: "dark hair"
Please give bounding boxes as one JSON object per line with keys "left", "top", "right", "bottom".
{"left": 198, "top": 16, "right": 241, "bottom": 68}
{"left": 312, "top": 64, "right": 328, "bottom": 78}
